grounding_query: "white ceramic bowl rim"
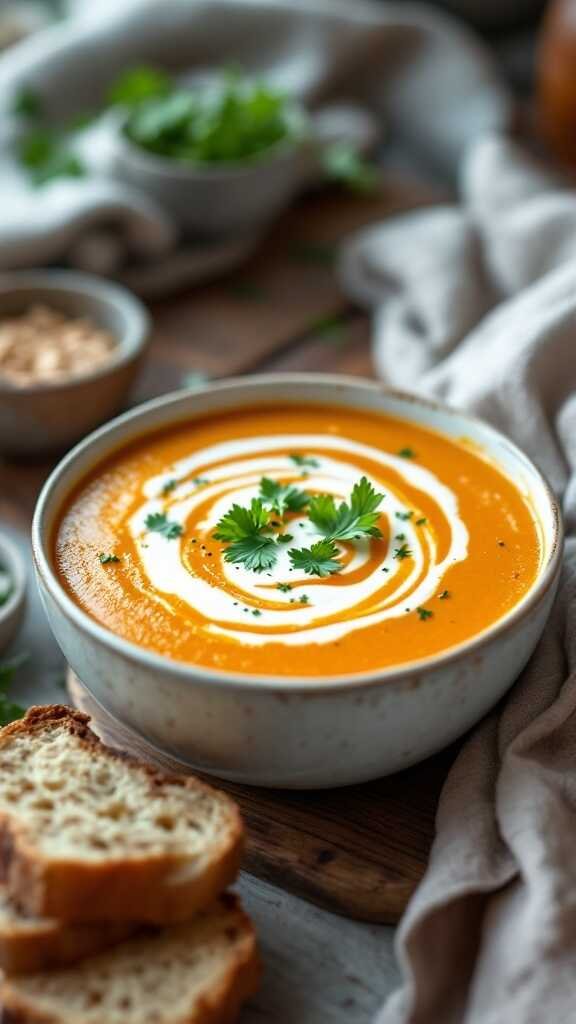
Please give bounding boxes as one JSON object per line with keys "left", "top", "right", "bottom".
{"left": 32, "top": 373, "right": 563, "bottom": 694}
{"left": 0, "top": 270, "right": 150, "bottom": 396}
{"left": 0, "top": 533, "right": 26, "bottom": 625}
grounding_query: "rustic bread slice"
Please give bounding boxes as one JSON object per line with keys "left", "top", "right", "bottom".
{"left": 1, "top": 893, "right": 260, "bottom": 1024}
{"left": 0, "top": 882, "right": 137, "bottom": 976}
{"left": 0, "top": 706, "right": 243, "bottom": 924}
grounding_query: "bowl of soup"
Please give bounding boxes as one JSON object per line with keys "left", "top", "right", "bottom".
{"left": 31, "top": 374, "right": 562, "bottom": 788}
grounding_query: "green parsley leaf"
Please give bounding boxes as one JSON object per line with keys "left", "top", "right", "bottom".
{"left": 417, "top": 607, "right": 433, "bottom": 621}
{"left": 252, "top": 609, "right": 262, "bottom": 617}
{"left": 288, "top": 539, "right": 342, "bottom": 577}
{"left": 214, "top": 499, "right": 279, "bottom": 573}
{"left": 289, "top": 453, "right": 320, "bottom": 468}
{"left": 299, "top": 594, "right": 310, "bottom": 604}
{"left": 322, "top": 143, "right": 378, "bottom": 193}
{"left": 277, "top": 533, "right": 293, "bottom": 544}
{"left": 18, "top": 130, "right": 86, "bottom": 187}
{"left": 259, "top": 477, "right": 309, "bottom": 516}
{"left": 145, "top": 512, "right": 183, "bottom": 540}
{"left": 277, "top": 583, "right": 292, "bottom": 593}
{"left": 393, "top": 542, "right": 412, "bottom": 561}
{"left": 12, "top": 86, "right": 42, "bottom": 119}
{"left": 108, "top": 65, "right": 172, "bottom": 108}
{"left": 0, "top": 654, "right": 27, "bottom": 727}
{"left": 98, "top": 553, "right": 121, "bottom": 564}
{"left": 398, "top": 447, "right": 416, "bottom": 459}
{"left": 308, "top": 477, "right": 384, "bottom": 541}
{"left": 395, "top": 510, "right": 413, "bottom": 521}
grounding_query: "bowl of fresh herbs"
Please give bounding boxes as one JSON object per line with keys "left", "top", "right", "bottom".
{"left": 109, "top": 67, "right": 376, "bottom": 236}
{"left": 0, "top": 533, "right": 26, "bottom": 655}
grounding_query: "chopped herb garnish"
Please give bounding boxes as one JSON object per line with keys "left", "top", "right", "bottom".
{"left": 395, "top": 510, "right": 413, "bottom": 521}
{"left": 193, "top": 477, "right": 209, "bottom": 486}
{"left": 299, "top": 594, "right": 310, "bottom": 604}
{"left": 277, "top": 583, "right": 292, "bottom": 593}
{"left": 259, "top": 477, "right": 309, "bottom": 516}
{"left": 145, "top": 512, "right": 183, "bottom": 540}
{"left": 416, "top": 517, "right": 427, "bottom": 526}
{"left": 289, "top": 453, "right": 320, "bottom": 469}
{"left": 162, "top": 479, "right": 177, "bottom": 495}
{"left": 289, "top": 539, "right": 342, "bottom": 577}
{"left": 0, "top": 654, "right": 27, "bottom": 727}
{"left": 99, "top": 553, "right": 121, "bottom": 564}
{"left": 417, "top": 607, "right": 433, "bottom": 621}
{"left": 214, "top": 499, "right": 278, "bottom": 572}
{"left": 398, "top": 447, "right": 416, "bottom": 459}
{"left": 395, "top": 533, "right": 406, "bottom": 541}
{"left": 439, "top": 590, "right": 450, "bottom": 600}
{"left": 308, "top": 477, "right": 384, "bottom": 541}
{"left": 393, "top": 543, "right": 412, "bottom": 561}
{"left": 252, "top": 609, "right": 262, "bottom": 617}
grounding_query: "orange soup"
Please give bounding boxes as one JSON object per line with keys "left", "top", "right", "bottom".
{"left": 54, "top": 404, "right": 542, "bottom": 677}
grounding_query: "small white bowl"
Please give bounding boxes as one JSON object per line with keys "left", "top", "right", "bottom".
{"left": 0, "top": 270, "right": 150, "bottom": 457}
{"left": 0, "top": 533, "right": 26, "bottom": 655}
{"left": 32, "top": 374, "right": 562, "bottom": 788}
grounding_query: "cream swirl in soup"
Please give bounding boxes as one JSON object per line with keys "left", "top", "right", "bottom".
{"left": 55, "top": 404, "right": 541, "bottom": 677}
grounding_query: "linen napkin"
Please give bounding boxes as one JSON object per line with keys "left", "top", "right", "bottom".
{"left": 0, "top": 0, "right": 509, "bottom": 294}
{"left": 341, "top": 134, "right": 576, "bottom": 1023}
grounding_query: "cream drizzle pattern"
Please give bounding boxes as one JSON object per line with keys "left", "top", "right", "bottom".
{"left": 129, "top": 435, "right": 469, "bottom": 647}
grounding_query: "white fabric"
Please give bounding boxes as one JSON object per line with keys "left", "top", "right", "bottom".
{"left": 0, "top": 0, "right": 508, "bottom": 292}
{"left": 341, "top": 134, "right": 576, "bottom": 1024}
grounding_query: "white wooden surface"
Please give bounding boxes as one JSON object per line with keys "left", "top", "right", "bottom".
{"left": 3, "top": 522, "right": 401, "bottom": 1023}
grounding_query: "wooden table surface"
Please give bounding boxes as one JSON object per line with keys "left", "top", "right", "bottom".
{"left": 0, "top": 177, "right": 442, "bottom": 1022}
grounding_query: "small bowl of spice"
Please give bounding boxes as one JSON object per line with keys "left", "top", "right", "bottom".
{"left": 0, "top": 270, "right": 150, "bottom": 457}
{"left": 0, "top": 532, "right": 26, "bottom": 655}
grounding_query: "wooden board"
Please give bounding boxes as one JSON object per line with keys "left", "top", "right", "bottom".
{"left": 69, "top": 670, "right": 455, "bottom": 924}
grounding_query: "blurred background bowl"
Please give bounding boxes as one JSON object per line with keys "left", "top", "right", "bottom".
{"left": 0, "top": 270, "right": 150, "bottom": 458}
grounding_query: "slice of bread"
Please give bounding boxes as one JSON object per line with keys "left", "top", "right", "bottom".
{"left": 0, "top": 706, "right": 243, "bottom": 924}
{"left": 1, "top": 893, "right": 260, "bottom": 1024}
{"left": 0, "top": 882, "right": 136, "bottom": 976}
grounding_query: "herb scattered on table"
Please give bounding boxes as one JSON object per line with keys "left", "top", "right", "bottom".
{"left": 0, "top": 654, "right": 27, "bottom": 727}
{"left": 12, "top": 86, "right": 43, "bottom": 120}
{"left": 145, "top": 512, "right": 183, "bottom": 540}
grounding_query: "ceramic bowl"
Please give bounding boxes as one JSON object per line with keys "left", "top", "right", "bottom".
{"left": 111, "top": 103, "right": 378, "bottom": 238}
{"left": 0, "top": 533, "right": 26, "bottom": 655}
{"left": 32, "top": 374, "right": 562, "bottom": 789}
{"left": 0, "top": 270, "right": 150, "bottom": 458}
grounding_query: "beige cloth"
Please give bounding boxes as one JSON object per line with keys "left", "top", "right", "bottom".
{"left": 0, "top": 0, "right": 508, "bottom": 291}
{"left": 341, "top": 135, "right": 576, "bottom": 1023}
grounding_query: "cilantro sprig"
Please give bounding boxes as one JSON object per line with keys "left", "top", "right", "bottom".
{"left": 308, "top": 477, "right": 383, "bottom": 541}
{"left": 289, "top": 540, "right": 342, "bottom": 577}
{"left": 213, "top": 499, "right": 278, "bottom": 572}
{"left": 145, "top": 512, "right": 183, "bottom": 540}
{"left": 259, "top": 478, "right": 309, "bottom": 516}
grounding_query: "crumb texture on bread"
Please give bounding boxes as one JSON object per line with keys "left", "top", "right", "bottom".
{"left": 1, "top": 894, "right": 260, "bottom": 1024}
{"left": 0, "top": 707, "right": 243, "bottom": 923}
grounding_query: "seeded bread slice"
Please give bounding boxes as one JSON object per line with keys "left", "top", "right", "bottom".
{"left": 0, "top": 882, "right": 137, "bottom": 976}
{"left": 0, "top": 706, "right": 243, "bottom": 924}
{"left": 1, "top": 893, "right": 260, "bottom": 1024}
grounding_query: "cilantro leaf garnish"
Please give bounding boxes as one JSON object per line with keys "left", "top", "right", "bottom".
{"left": 145, "top": 512, "right": 183, "bottom": 540}
{"left": 288, "top": 540, "right": 342, "bottom": 577}
{"left": 308, "top": 477, "right": 383, "bottom": 541}
{"left": 259, "top": 477, "right": 309, "bottom": 516}
{"left": 289, "top": 454, "right": 320, "bottom": 468}
{"left": 393, "top": 542, "right": 412, "bottom": 560}
{"left": 214, "top": 499, "right": 278, "bottom": 573}
{"left": 99, "top": 553, "right": 121, "bottom": 564}
{"left": 417, "top": 607, "right": 433, "bottom": 621}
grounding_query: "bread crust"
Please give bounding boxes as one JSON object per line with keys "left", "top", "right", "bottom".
{"left": 0, "top": 707, "right": 244, "bottom": 925}
{"left": 0, "top": 895, "right": 261, "bottom": 1024}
